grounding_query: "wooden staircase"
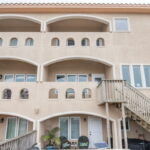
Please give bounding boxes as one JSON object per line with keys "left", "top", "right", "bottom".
{"left": 97, "top": 80, "right": 150, "bottom": 131}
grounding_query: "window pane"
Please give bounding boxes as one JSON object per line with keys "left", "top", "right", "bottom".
{"left": 68, "top": 39, "right": 74, "bottom": 46}
{"left": 16, "top": 75, "right": 25, "bottom": 82}
{"left": 60, "top": 117, "right": 68, "bottom": 139}
{"left": 68, "top": 75, "right": 77, "bottom": 82}
{"left": 115, "top": 19, "right": 128, "bottom": 31}
{"left": 122, "top": 65, "right": 131, "bottom": 84}
{"left": 56, "top": 75, "right": 66, "bottom": 82}
{"left": 26, "top": 75, "right": 36, "bottom": 82}
{"left": 78, "top": 75, "right": 87, "bottom": 82}
{"left": 6, "top": 118, "right": 16, "bottom": 139}
{"left": 18, "top": 119, "right": 28, "bottom": 136}
{"left": 71, "top": 118, "right": 80, "bottom": 139}
{"left": 0, "top": 38, "right": 3, "bottom": 46}
{"left": 144, "top": 65, "right": 150, "bottom": 87}
{"left": 5, "top": 75, "right": 14, "bottom": 82}
{"left": 133, "top": 65, "right": 142, "bottom": 87}
{"left": 10, "top": 39, "right": 17, "bottom": 46}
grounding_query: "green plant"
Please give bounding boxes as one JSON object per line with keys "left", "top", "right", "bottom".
{"left": 42, "top": 127, "right": 61, "bottom": 147}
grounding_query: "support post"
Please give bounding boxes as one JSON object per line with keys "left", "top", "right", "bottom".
{"left": 122, "top": 103, "right": 128, "bottom": 149}
{"left": 106, "top": 102, "right": 111, "bottom": 148}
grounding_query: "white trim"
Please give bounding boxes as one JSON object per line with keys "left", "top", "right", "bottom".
{"left": 42, "top": 56, "right": 113, "bottom": 67}
{"left": 113, "top": 17, "right": 131, "bottom": 32}
{"left": 0, "top": 112, "right": 35, "bottom": 122}
{"left": 45, "top": 14, "right": 112, "bottom": 32}
{"left": 38, "top": 111, "right": 115, "bottom": 122}
{"left": 59, "top": 116, "right": 80, "bottom": 140}
{"left": 5, "top": 117, "right": 17, "bottom": 140}
{"left": 0, "top": 14, "right": 43, "bottom": 32}
{"left": 120, "top": 64, "right": 150, "bottom": 88}
{"left": 0, "top": 56, "right": 38, "bottom": 66}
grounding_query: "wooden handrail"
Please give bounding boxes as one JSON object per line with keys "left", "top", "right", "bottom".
{"left": 97, "top": 80, "right": 150, "bottom": 124}
{"left": 0, "top": 130, "right": 37, "bottom": 150}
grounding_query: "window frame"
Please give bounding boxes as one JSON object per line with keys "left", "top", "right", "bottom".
{"left": 26, "top": 74, "right": 37, "bottom": 82}
{"left": 5, "top": 117, "right": 28, "bottom": 140}
{"left": 120, "top": 64, "right": 150, "bottom": 88}
{"left": 25, "top": 38, "right": 34, "bottom": 46}
{"left": 4, "top": 74, "right": 14, "bottom": 82}
{"left": 59, "top": 117, "right": 80, "bottom": 140}
{"left": 67, "top": 38, "right": 75, "bottom": 46}
{"left": 113, "top": 17, "right": 130, "bottom": 32}
{"left": 15, "top": 74, "right": 26, "bottom": 82}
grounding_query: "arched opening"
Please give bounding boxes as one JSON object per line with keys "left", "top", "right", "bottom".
{"left": 66, "top": 88, "right": 75, "bottom": 99}
{"left": 49, "top": 88, "right": 58, "bottom": 99}
{"left": 25, "top": 38, "right": 34, "bottom": 46}
{"left": 0, "top": 38, "right": 3, "bottom": 46}
{"left": 9, "top": 38, "right": 18, "bottom": 46}
{"left": 20, "top": 88, "right": 29, "bottom": 99}
{"left": 82, "top": 88, "right": 91, "bottom": 98}
{"left": 42, "top": 58, "right": 113, "bottom": 82}
{"left": 0, "top": 16, "right": 41, "bottom": 32}
{"left": 51, "top": 38, "right": 60, "bottom": 46}
{"left": 0, "top": 58, "right": 38, "bottom": 82}
{"left": 39, "top": 112, "right": 115, "bottom": 149}
{"left": 2, "top": 89, "right": 12, "bottom": 99}
{"left": 96, "top": 38, "right": 105, "bottom": 46}
{"left": 0, "top": 113, "right": 34, "bottom": 142}
{"left": 67, "top": 38, "right": 75, "bottom": 46}
{"left": 81, "top": 38, "right": 90, "bottom": 46}
{"left": 46, "top": 15, "right": 110, "bottom": 32}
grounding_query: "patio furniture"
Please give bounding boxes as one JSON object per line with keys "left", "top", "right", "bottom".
{"left": 60, "top": 136, "right": 71, "bottom": 149}
{"left": 78, "top": 136, "right": 89, "bottom": 149}
{"left": 95, "top": 142, "right": 109, "bottom": 149}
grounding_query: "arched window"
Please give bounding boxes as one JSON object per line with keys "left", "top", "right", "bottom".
{"left": 3, "top": 89, "right": 11, "bottom": 99}
{"left": 66, "top": 88, "right": 75, "bottom": 99}
{"left": 96, "top": 38, "right": 105, "bottom": 46}
{"left": 67, "top": 38, "right": 75, "bottom": 46}
{"left": 25, "top": 38, "right": 34, "bottom": 46}
{"left": 82, "top": 88, "right": 92, "bottom": 99}
{"left": 51, "top": 38, "right": 60, "bottom": 46}
{"left": 49, "top": 88, "right": 58, "bottom": 99}
{"left": 0, "top": 38, "right": 3, "bottom": 46}
{"left": 10, "top": 38, "right": 18, "bottom": 46}
{"left": 20, "top": 88, "right": 29, "bottom": 99}
{"left": 81, "top": 38, "right": 90, "bottom": 46}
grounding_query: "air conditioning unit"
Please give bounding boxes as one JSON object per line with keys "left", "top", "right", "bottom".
{"left": 0, "top": 74, "right": 3, "bottom": 79}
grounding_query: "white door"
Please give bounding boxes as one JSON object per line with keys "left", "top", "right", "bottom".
{"left": 88, "top": 117, "right": 103, "bottom": 148}
{"left": 92, "top": 74, "right": 105, "bottom": 82}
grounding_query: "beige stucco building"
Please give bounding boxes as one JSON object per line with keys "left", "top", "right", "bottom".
{"left": 0, "top": 1, "right": 150, "bottom": 149}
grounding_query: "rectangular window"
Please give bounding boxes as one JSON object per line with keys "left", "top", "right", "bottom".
{"left": 6, "top": 118, "right": 17, "bottom": 139}
{"left": 15, "top": 74, "right": 25, "bottom": 82}
{"left": 133, "top": 65, "right": 142, "bottom": 87}
{"left": 4, "top": 74, "right": 14, "bottom": 82}
{"left": 122, "top": 65, "right": 131, "bottom": 84}
{"left": 26, "top": 75, "right": 36, "bottom": 82}
{"left": 144, "top": 65, "right": 150, "bottom": 87}
{"left": 121, "top": 118, "right": 130, "bottom": 131}
{"left": 114, "top": 18, "right": 129, "bottom": 32}
{"left": 71, "top": 117, "right": 80, "bottom": 139}
{"left": 78, "top": 75, "right": 87, "bottom": 82}
{"left": 59, "top": 117, "right": 80, "bottom": 139}
{"left": 60, "top": 117, "right": 69, "bottom": 139}
{"left": 67, "top": 75, "right": 77, "bottom": 82}
{"left": 56, "top": 75, "right": 66, "bottom": 82}
{"left": 18, "top": 119, "right": 28, "bottom": 136}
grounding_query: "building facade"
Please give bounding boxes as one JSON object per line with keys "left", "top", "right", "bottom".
{"left": 0, "top": 1, "right": 150, "bottom": 149}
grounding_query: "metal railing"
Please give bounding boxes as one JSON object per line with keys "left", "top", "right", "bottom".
{"left": 0, "top": 131, "right": 37, "bottom": 150}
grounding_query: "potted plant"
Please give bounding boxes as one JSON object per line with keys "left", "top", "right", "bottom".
{"left": 42, "top": 127, "right": 61, "bottom": 150}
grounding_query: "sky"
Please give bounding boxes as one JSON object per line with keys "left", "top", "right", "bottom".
{"left": 1, "top": 0, "right": 150, "bottom": 4}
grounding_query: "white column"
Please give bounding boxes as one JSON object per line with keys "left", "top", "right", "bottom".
{"left": 37, "top": 65, "right": 41, "bottom": 82}
{"left": 37, "top": 121, "right": 41, "bottom": 149}
{"left": 122, "top": 103, "right": 128, "bottom": 149}
{"left": 106, "top": 103, "right": 111, "bottom": 147}
{"left": 117, "top": 119, "right": 123, "bottom": 149}
{"left": 112, "top": 121, "right": 119, "bottom": 149}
